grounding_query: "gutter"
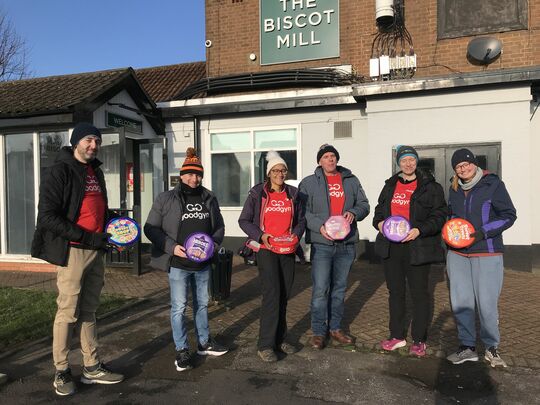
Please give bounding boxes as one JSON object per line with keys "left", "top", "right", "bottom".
{"left": 159, "top": 86, "right": 357, "bottom": 119}
{"left": 353, "top": 66, "right": 540, "bottom": 98}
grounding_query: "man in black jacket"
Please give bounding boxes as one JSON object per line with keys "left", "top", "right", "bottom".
{"left": 31, "top": 123, "right": 123, "bottom": 396}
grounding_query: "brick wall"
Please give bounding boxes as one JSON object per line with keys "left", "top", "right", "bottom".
{"left": 205, "top": 0, "right": 540, "bottom": 79}
{"left": 0, "top": 261, "right": 56, "bottom": 273}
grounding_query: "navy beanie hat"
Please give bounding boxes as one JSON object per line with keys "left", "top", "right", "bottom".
{"left": 451, "top": 148, "right": 478, "bottom": 169}
{"left": 316, "top": 144, "right": 340, "bottom": 163}
{"left": 396, "top": 145, "right": 419, "bottom": 164}
{"left": 70, "top": 122, "right": 102, "bottom": 146}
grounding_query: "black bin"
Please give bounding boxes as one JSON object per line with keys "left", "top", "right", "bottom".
{"left": 210, "top": 248, "right": 233, "bottom": 302}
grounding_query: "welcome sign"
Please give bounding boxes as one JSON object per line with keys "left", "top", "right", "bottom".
{"left": 260, "top": 0, "right": 340, "bottom": 65}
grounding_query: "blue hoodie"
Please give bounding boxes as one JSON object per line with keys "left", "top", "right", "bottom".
{"left": 448, "top": 172, "right": 516, "bottom": 254}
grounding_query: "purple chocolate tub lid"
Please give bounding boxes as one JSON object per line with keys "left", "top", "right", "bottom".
{"left": 382, "top": 216, "right": 411, "bottom": 242}
{"left": 184, "top": 232, "right": 214, "bottom": 262}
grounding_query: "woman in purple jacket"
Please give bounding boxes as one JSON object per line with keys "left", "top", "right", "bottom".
{"left": 238, "top": 151, "right": 306, "bottom": 363}
{"left": 446, "top": 149, "right": 516, "bottom": 368}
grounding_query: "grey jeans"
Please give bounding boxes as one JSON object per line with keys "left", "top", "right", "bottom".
{"left": 446, "top": 251, "right": 504, "bottom": 348}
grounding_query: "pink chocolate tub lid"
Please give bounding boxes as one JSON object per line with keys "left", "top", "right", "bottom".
{"left": 324, "top": 215, "right": 351, "bottom": 240}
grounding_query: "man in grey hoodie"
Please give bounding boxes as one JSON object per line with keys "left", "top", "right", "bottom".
{"left": 299, "top": 144, "right": 370, "bottom": 350}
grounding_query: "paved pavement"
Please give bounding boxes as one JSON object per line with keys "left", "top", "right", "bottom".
{"left": 1, "top": 258, "right": 540, "bottom": 404}
{"left": 1, "top": 257, "right": 539, "bottom": 368}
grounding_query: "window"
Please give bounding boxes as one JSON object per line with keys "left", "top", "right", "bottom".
{"left": 392, "top": 143, "right": 501, "bottom": 199}
{"left": 40, "top": 131, "right": 70, "bottom": 178}
{"left": 210, "top": 128, "right": 298, "bottom": 207}
{"left": 438, "top": 0, "right": 527, "bottom": 39}
{"left": 5, "top": 134, "right": 35, "bottom": 254}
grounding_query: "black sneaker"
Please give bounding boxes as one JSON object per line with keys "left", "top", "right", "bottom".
{"left": 197, "top": 338, "right": 228, "bottom": 356}
{"left": 53, "top": 368, "right": 76, "bottom": 396}
{"left": 175, "top": 349, "right": 193, "bottom": 371}
{"left": 80, "top": 363, "right": 124, "bottom": 385}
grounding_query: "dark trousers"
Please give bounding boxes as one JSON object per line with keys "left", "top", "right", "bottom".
{"left": 257, "top": 249, "right": 295, "bottom": 350}
{"left": 383, "top": 243, "right": 430, "bottom": 343}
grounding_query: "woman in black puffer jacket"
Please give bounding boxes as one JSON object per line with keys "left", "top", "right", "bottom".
{"left": 373, "top": 145, "right": 448, "bottom": 357}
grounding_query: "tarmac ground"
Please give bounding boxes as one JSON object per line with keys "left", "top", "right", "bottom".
{"left": 1, "top": 258, "right": 539, "bottom": 404}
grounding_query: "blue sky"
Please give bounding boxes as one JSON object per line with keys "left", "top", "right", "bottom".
{"left": 0, "top": 0, "right": 205, "bottom": 78}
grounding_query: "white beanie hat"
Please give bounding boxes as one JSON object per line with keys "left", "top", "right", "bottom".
{"left": 266, "top": 150, "right": 288, "bottom": 175}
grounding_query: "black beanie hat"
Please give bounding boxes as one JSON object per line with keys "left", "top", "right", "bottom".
{"left": 396, "top": 145, "right": 419, "bottom": 164}
{"left": 316, "top": 144, "right": 340, "bottom": 163}
{"left": 70, "top": 122, "right": 102, "bottom": 146}
{"left": 451, "top": 148, "right": 478, "bottom": 169}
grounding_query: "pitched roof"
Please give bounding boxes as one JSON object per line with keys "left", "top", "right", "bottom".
{"left": 135, "top": 61, "right": 206, "bottom": 102}
{"left": 0, "top": 68, "right": 136, "bottom": 118}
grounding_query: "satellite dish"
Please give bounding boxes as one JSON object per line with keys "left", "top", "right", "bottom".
{"left": 467, "top": 37, "right": 502, "bottom": 65}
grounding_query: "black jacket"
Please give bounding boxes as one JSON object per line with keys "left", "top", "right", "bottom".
{"left": 144, "top": 185, "right": 225, "bottom": 272}
{"left": 372, "top": 170, "right": 448, "bottom": 265}
{"left": 31, "top": 147, "right": 110, "bottom": 266}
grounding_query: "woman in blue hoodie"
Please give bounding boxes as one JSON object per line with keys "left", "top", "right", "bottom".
{"left": 445, "top": 149, "right": 516, "bottom": 368}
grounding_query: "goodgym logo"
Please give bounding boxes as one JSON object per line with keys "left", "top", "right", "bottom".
{"left": 328, "top": 183, "right": 343, "bottom": 198}
{"left": 182, "top": 203, "right": 210, "bottom": 220}
{"left": 265, "top": 199, "right": 291, "bottom": 213}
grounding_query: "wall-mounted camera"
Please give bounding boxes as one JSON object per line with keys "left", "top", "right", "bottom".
{"left": 205, "top": 40, "right": 212, "bottom": 48}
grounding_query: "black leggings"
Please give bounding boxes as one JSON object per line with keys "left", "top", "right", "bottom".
{"left": 383, "top": 243, "right": 430, "bottom": 343}
{"left": 256, "top": 249, "right": 295, "bottom": 350}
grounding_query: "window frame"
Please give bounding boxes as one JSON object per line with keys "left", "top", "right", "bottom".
{"left": 207, "top": 125, "right": 301, "bottom": 209}
{"left": 437, "top": 0, "right": 528, "bottom": 39}
{"left": 0, "top": 129, "right": 71, "bottom": 257}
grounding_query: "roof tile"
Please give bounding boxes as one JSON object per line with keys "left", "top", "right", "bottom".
{"left": 135, "top": 61, "right": 206, "bottom": 102}
{"left": 0, "top": 69, "right": 131, "bottom": 117}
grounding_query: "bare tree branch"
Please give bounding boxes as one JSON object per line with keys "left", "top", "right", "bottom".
{"left": 0, "top": 10, "right": 30, "bottom": 81}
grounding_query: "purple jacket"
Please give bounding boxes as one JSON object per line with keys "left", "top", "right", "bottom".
{"left": 238, "top": 183, "right": 306, "bottom": 243}
{"left": 448, "top": 172, "right": 516, "bottom": 254}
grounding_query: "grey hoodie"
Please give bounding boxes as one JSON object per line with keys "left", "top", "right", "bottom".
{"left": 299, "top": 166, "right": 370, "bottom": 245}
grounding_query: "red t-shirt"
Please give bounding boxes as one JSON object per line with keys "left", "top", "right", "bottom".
{"left": 76, "top": 165, "right": 106, "bottom": 233}
{"left": 390, "top": 180, "right": 417, "bottom": 221}
{"left": 326, "top": 173, "right": 345, "bottom": 216}
{"left": 262, "top": 190, "right": 292, "bottom": 249}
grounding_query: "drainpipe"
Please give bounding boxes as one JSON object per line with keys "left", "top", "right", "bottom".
{"left": 193, "top": 116, "right": 200, "bottom": 152}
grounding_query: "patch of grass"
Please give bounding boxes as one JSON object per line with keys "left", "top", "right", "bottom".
{"left": 0, "top": 287, "right": 133, "bottom": 351}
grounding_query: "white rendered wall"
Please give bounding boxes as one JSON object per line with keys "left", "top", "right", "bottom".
{"left": 197, "top": 108, "right": 367, "bottom": 238}
{"left": 165, "top": 120, "right": 196, "bottom": 182}
{"left": 166, "top": 85, "right": 533, "bottom": 248}
{"left": 365, "top": 86, "right": 532, "bottom": 246}
{"left": 93, "top": 90, "right": 157, "bottom": 138}
{"left": 531, "top": 96, "right": 540, "bottom": 245}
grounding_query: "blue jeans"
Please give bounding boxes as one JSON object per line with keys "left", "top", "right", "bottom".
{"left": 168, "top": 266, "right": 211, "bottom": 351}
{"left": 446, "top": 251, "right": 504, "bottom": 348}
{"left": 310, "top": 243, "right": 356, "bottom": 336}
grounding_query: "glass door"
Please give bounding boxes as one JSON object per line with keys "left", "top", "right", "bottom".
{"left": 134, "top": 138, "right": 166, "bottom": 243}
{"left": 100, "top": 129, "right": 127, "bottom": 210}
